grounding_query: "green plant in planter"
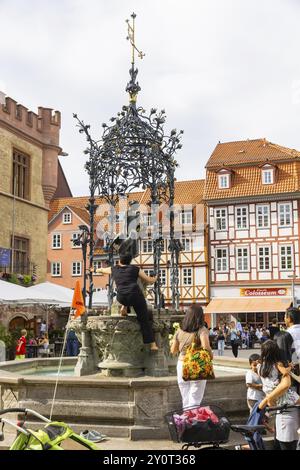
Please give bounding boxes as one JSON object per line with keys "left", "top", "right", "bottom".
{"left": 22, "top": 275, "right": 33, "bottom": 286}
{"left": 7, "top": 273, "right": 20, "bottom": 285}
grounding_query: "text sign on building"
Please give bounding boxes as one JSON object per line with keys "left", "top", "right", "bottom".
{"left": 240, "top": 288, "right": 288, "bottom": 297}
{"left": 0, "top": 248, "right": 11, "bottom": 267}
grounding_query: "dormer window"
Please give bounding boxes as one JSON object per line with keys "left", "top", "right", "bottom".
{"left": 217, "top": 168, "right": 232, "bottom": 189}
{"left": 261, "top": 163, "right": 276, "bottom": 185}
{"left": 262, "top": 169, "right": 273, "bottom": 184}
{"left": 219, "top": 174, "right": 229, "bottom": 189}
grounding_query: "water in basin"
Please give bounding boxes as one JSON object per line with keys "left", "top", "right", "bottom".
{"left": 17, "top": 364, "right": 246, "bottom": 377}
{"left": 19, "top": 367, "right": 75, "bottom": 377}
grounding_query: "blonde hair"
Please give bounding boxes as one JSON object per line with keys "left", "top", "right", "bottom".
{"left": 21, "top": 329, "right": 27, "bottom": 336}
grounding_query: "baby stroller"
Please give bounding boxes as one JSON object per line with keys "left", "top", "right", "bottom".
{"left": 165, "top": 404, "right": 266, "bottom": 450}
{"left": 0, "top": 407, "right": 99, "bottom": 450}
{"left": 165, "top": 405, "right": 231, "bottom": 449}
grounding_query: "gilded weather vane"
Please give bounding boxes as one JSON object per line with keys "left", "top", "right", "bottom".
{"left": 126, "top": 12, "right": 145, "bottom": 66}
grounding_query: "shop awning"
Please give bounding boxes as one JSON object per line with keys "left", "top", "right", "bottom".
{"left": 205, "top": 297, "right": 292, "bottom": 314}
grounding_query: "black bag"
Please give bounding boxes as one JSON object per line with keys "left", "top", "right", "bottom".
{"left": 180, "top": 417, "right": 230, "bottom": 444}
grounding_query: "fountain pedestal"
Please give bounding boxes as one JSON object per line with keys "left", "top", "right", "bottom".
{"left": 70, "top": 309, "right": 183, "bottom": 377}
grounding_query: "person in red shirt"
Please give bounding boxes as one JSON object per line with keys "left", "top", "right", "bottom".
{"left": 16, "top": 329, "right": 27, "bottom": 360}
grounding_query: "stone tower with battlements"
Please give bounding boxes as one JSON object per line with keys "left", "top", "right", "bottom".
{"left": 0, "top": 95, "right": 63, "bottom": 283}
{"left": 0, "top": 96, "right": 62, "bottom": 206}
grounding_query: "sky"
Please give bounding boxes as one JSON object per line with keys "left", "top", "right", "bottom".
{"left": 1, "top": 0, "right": 300, "bottom": 196}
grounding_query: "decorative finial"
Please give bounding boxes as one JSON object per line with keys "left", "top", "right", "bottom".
{"left": 126, "top": 12, "right": 145, "bottom": 65}
{"left": 125, "top": 13, "right": 145, "bottom": 104}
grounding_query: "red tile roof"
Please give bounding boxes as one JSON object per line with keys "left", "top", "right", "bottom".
{"left": 49, "top": 180, "right": 205, "bottom": 223}
{"left": 204, "top": 138, "right": 300, "bottom": 201}
{"left": 204, "top": 162, "right": 300, "bottom": 201}
{"left": 206, "top": 138, "right": 300, "bottom": 169}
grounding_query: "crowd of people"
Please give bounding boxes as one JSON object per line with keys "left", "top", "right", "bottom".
{"left": 16, "top": 328, "right": 81, "bottom": 359}
{"left": 207, "top": 319, "right": 286, "bottom": 358}
{"left": 170, "top": 304, "right": 300, "bottom": 451}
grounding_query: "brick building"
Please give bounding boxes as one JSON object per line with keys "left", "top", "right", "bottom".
{"left": 0, "top": 94, "right": 70, "bottom": 334}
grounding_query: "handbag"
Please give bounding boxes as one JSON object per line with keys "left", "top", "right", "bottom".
{"left": 182, "top": 333, "right": 215, "bottom": 381}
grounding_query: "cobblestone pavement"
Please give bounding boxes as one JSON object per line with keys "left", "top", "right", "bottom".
{"left": 217, "top": 347, "right": 260, "bottom": 359}
{"left": 1, "top": 431, "right": 259, "bottom": 451}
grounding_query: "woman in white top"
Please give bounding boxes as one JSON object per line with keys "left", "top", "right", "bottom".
{"left": 258, "top": 340, "right": 300, "bottom": 450}
{"left": 170, "top": 304, "right": 213, "bottom": 409}
{"left": 38, "top": 333, "right": 49, "bottom": 350}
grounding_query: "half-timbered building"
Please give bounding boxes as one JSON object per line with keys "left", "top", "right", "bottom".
{"left": 204, "top": 138, "right": 300, "bottom": 327}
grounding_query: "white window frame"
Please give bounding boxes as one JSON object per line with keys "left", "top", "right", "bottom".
{"left": 215, "top": 208, "right": 228, "bottom": 231}
{"left": 235, "top": 206, "right": 248, "bottom": 230}
{"left": 72, "top": 261, "right": 82, "bottom": 277}
{"left": 279, "top": 244, "right": 294, "bottom": 271}
{"left": 256, "top": 204, "right": 270, "bottom": 229}
{"left": 236, "top": 246, "right": 250, "bottom": 272}
{"left": 93, "top": 260, "right": 103, "bottom": 274}
{"left": 71, "top": 232, "right": 81, "bottom": 248}
{"left": 181, "top": 238, "right": 192, "bottom": 252}
{"left": 218, "top": 174, "right": 230, "bottom": 189}
{"left": 258, "top": 245, "right": 272, "bottom": 271}
{"left": 143, "top": 213, "right": 152, "bottom": 227}
{"left": 142, "top": 240, "right": 153, "bottom": 253}
{"left": 262, "top": 169, "right": 274, "bottom": 185}
{"left": 278, "top": 203, "right": 292, "bottom": 227}
{"left": 63, "top": 212, "right": 72, "bottom": 224}
{"left": 182, "top": 267, "right": 193, "bottom": 286}
{"left": 215, "top": 247, "right": 229, "bottom": 273}
{"left": 51, "top": 262, "right": 61, "bottom": 277}
{"left": 160, "top": 269, "right": 167, "bottom": 286}
{"left": 144, "top": 268, "right": 154, "bottom": 278}
{"left": 52, "top": 233, "right": 62, "bottom": 249}
{"left": 180, "top": 211, "right": 193, "bottom": 225}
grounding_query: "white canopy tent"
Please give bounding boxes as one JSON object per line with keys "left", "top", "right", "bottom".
{"left": 28, "top": 282, "right": 108, "bottom": 307}
{"left": 0, "top": 280, "right": 108, "bottom": 307}
{"left": 26, "top": 282, "right": 74, "bottom": 307}
{"left": 0, "top": 280, "right": 72, "bottom": 306}
{"left": 0, "top": 280, "right": 31, "bottom": 303}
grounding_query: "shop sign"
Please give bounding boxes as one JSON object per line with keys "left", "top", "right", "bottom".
{"left": 240, "top": 287, "right": 288, "bottom": 297}
{"left": 0, "top": 248, "right": 11, "bottom": 267}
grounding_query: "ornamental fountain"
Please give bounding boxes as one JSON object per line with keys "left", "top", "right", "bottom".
{"left": 0, "top": 16, "right": 249, "bottom": 442}
{"left": 71, "top": 13, "right": 184, "bottom": 378}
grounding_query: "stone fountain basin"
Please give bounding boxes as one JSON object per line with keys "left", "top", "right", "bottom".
{"left": 0, "top": 356, "right": 248, "bottom": 440}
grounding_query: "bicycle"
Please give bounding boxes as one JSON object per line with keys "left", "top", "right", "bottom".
{"left": 165, "top": 404, "right": 266, "bottom": 450}
{"left": 0, "top": 407, "right": 99, "bottom": 450}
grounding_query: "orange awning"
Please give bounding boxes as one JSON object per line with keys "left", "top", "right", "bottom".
{"left": 205, "top": 297, "right": 292, "bottom": 314}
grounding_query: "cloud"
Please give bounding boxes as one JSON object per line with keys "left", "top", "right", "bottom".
{"left": 1, "top": 0, "right": 300, "bottom": 195}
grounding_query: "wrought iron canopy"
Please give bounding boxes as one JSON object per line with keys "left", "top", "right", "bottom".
{"left": 74, "top": 13, "right": 183, "bottom": 310}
